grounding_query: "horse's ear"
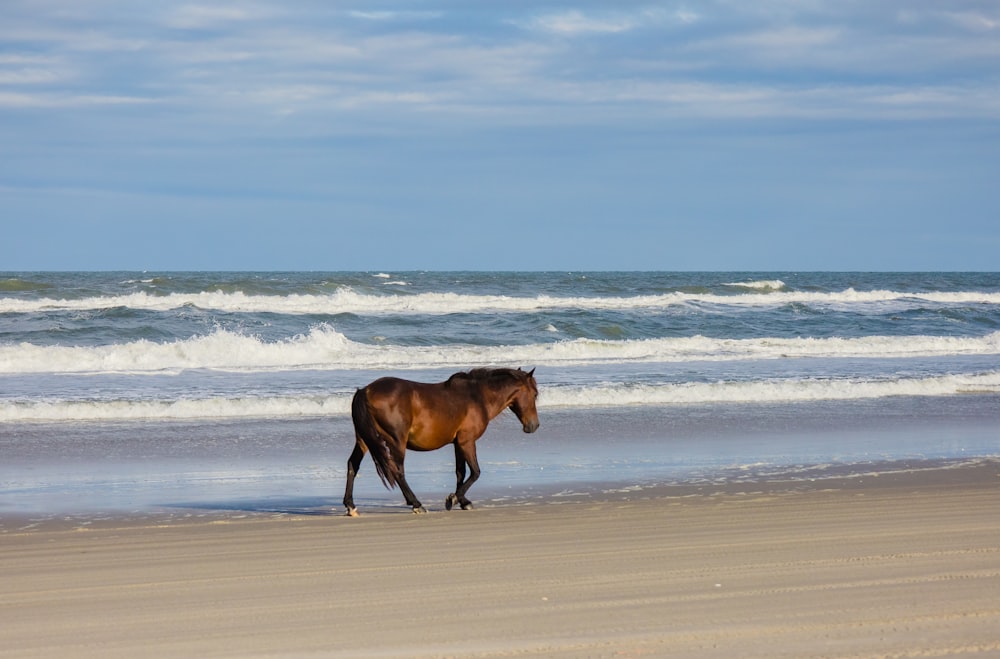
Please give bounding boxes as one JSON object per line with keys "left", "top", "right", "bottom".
{"left": 526, "top": 368, "right": 535, "bottom": 377}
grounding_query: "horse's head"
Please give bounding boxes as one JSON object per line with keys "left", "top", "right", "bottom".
{"left": 508, "top": 368, "right": 540, "bottom": 434}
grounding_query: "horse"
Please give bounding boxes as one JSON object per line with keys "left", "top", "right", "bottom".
{"left": 343, "top": 367, "right": 539, "bottom": 516}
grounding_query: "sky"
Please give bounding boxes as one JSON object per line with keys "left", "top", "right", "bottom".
{"left": 1, "top": 1, "right": 998, "bottom": 271}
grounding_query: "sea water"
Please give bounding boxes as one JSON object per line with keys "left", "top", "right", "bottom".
{"left": 1, "top": 272, "right": 998, "bottom": 517}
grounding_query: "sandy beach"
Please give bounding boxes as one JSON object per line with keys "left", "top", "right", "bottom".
{"left": 2, "top": 459, "right": 998, "bottom": 658}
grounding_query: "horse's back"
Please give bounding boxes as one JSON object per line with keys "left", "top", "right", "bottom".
{"left": 361, "top": 375, "right": 452, "bottom": 422}
{"left": 365, "top": 375, "right": 472, "bottom": 405}
{"left": 359, "top": 375, "right": 481, "bottom": 448}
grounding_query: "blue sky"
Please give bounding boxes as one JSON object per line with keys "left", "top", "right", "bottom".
{"left": 1, "top": 1, "right": 998, "bottom": 271}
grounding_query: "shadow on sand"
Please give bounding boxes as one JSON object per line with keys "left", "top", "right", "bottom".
{"left": 161, "top": 496, "right": 341, "bottom": 517}
{"left": 160, "top": 496, "right": 423, "bottom": 517}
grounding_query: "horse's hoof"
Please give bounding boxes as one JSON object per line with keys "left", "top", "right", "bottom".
{"left": 412, "top": 506, "right": 428, "bottom": 514}
{"left": 461, "top": 502, "right": 475, "bottom": 511}
{"left": 445, "top": 494, "right": 458, "bottom": 511}
{"left": 345, "top": 507, "right": 359, "bottom": 517}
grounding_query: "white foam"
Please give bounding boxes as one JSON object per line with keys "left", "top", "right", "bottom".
{"left": 722, "top": 279, "right": 786, "bottom": 291}
{"left": 3, "top": 287, "right": 999, "bottom": 315}
{"left": 0, "top": 326, "right": 354, "bottom": 374}
{"left": 541, "top": 371, "right": 1000, "bottom": 408}
{"left": 0, "top": 394, "right": 352, "bottom": 423}
{"left": 2, "top": 329, "right": 998, "bottom": 375}
{"left": 3, "top": 371, "right": 997, "bottom": 423}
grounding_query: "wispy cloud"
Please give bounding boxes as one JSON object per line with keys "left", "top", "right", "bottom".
{"left": 0, "top": 1, "right": 997, "bottom": 122}
{"left": 1, "top": 0, "right": 996, "bottom": 272}
{"left": 0, "top": 91, "right": 155, "bottom": 108}
{"left": 522, "top": 10, "right": 640, "bottom": 35}
{"left": 348, "top": 10, "right": 444, "bottom": 22}
{"left": 162, "top": 4, "right": 268, "bottom": 30}
{"left": 0, "top": 68, "right": 62, "bottom": 85}
{"left": 516, "top": 7, "right": 699, "bottom": 35}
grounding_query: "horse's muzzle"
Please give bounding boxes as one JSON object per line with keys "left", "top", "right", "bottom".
{"left": 522, "top": 420, "right": 539, "bottom": 434}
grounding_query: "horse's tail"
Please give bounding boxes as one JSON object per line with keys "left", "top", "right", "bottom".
{"left": 351, "top": 387, "right": 401, "bottom": 489}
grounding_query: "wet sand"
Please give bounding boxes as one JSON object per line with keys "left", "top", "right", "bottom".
{"left": 2, "top": 460, "right": 999, "bottom": 658}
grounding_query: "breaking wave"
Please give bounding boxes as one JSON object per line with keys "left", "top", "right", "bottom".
{"left": 722, "top": 279, "right": 787, "bottom": 291}
{"left": 2, "top": 328, "right": 999, "bottom": 375}
{"left": 2, "top": 371, "right": 997, "bottom": 422}
{"left": 542, "top": 371, "right": 1000, "bottom": 408}
{"left": 3, "top": 287, "right": 1000, "bottom": 315}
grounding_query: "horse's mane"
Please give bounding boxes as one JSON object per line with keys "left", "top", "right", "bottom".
{"left": 447, "top": 367, "right": 529, "bottom": 386}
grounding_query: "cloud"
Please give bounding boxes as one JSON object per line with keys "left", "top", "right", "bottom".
{"left": 517, "top": 7, "right": 699, "bottom": 35}
{"left": 711, "top": 26, "right": 842, "bottom": 52}
{"left": 0, "top": 54, "right": 57, "bottom": 65}
{"left": 523, "top": 10, "right": 639, "bottom": 35}
{"left": 162, "top": 5, "right": 266, "bottom": 30}
{"left": 899, "top": 8, "right": 1000, "bottom": 32}
{"left": 0, "top": 68, "right": 61, "bottom": 85}
{"left": 0, "top": 91, "right": 155, "bottom": 108}
{"left": 1, "top": 0, "right": 998, "bottom": 123}
{"left": 348, "top": 10, "right": 444, "bottom": 22}
{"left": 942, "top": 11, "right": 999, "bottom": 31}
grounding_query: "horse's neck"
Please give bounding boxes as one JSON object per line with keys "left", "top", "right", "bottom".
{"left": 479, "top": 381, "right": 516, "bottom": 418}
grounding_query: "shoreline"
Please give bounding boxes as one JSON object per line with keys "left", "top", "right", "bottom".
{"left": 3, "top": 455, "right": 996, "bottom": 533}
{"left": 3, "top": 458, "right": 998, "bottom": 657}
{"left": 5, "top": 393, "right": 999, "bottom": 526}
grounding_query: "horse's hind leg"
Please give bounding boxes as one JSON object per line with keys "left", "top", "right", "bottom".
{"left": 342, "top": 439, "right": 366, "bottom": 517}
{"left": 396, "top": 467, "right": 426, "bottom": 514}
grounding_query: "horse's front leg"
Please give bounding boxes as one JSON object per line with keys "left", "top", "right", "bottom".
{"left": 447, "top": 442, "right": 467, "bottom": 511}
{"left": 447, "top": 439, "right": 480, "bottom": 511}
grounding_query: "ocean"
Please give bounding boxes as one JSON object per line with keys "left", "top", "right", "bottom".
{"left": 2, "top": 271, "right": 998, "bottom": 520}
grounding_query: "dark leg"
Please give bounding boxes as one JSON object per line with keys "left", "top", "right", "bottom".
{"left": 343, "top": 439, "right": 366, "bottom": 516}
{"left": 395, "top": 465, "right": 426, "bottom": 514}
{"left": 447, "top": 443, "right": 468, "bottom": 511}
{"left": 453, "top": 441, "right": 481, "bottom": 510}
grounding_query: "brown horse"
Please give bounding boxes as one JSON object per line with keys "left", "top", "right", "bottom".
{"left": 343, "top": 367, "right": 539, "bottom": 516}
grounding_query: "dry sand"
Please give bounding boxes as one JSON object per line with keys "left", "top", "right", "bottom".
{"left": 3, "top": 461, "right": 999, "bottom": 658}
